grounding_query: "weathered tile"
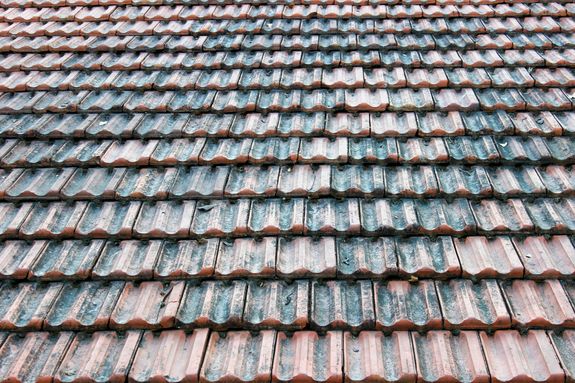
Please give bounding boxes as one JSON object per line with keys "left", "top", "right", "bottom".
{"left": 437, "top": 279, "right": 511, "bottom": 330}
{"left": 374, "top": 280, "right": 441, "bottom": 331}
{"left": 111, "top": 281, "right": 185, "bottom": 330}
{"left": 273, "top": 331, "right": 342, "bottom": 383}
{"left": 471, "top": 199, "right": 534, "bottom": 233}
{"left": 154, "top": 239, "right": 218, "bottom": 279}
{"left": 100, "top": 139, "right": 159, "bottom": 166}
{"left": 170, "top": 166, "right": 227, "bottom": 198}
{"left": 0, "top": 240, "right": 45, "bottom": 280}
{"left": 177, "top": 280, "right": 246, "bottom": 329}
{"left": 216, "top": 237, "right": 276, "bottom": 278}
{"left": 0, "top": 202, "right": 33, "bottom": 237}
{"left": 199, "top": 138, "right": 252, "bottom": 165}
{"left": 305, "top": 198, "right": 360, "bottom": 234}
{"left": 487, "top": 166, "right": 546, "bottom": 197}
{"left": 435, "top": 165, "right": 492, "bottom": 197}
{"left": 502, "top": 279, "right": 575, "bottom": 328}
{"left": 397, "top": 137, "right": 448, "bottom": 164}
{"left": 6, "top": 168, "right": 74, "bottom": 199}
{"left": 201, "top": 331, "right": 275, "bottom": 383}
{"left": 344, "top": 331, "right": 415, "bottom": 383}
{"left": 277, "top": 165, "right": 330, "bottom": 197}
{"left": 324, "top": 112, "right": 370, "bottom": 137}
{"left": 413, "top": 331, "right": 489, "bottom": 383}
{"left": 30, "top": 240, "right": 104, "bottom": 280}
{"left": 277, "top": 237, "right": 336, "bottom": 278}
{"left": 480, "top": 330, "right": 564, "bottom": 383}
{"left": 384, "top": 165, "right": 438, "bottom": 197}
{"left": 549, "top": 330, "right": 575, "bottom": 383}
{"left": 20, "top": 201, "right": 87, "bottom": 238}
{"left": 150, "top": 138, "right": 206, "bottom": 165}
{"left": 62, "top": 167, "right": 126, "bottom": 199}
{"left": 525, "top": 198, "right": 575, "bottom": 233}
{"left": 513, "top": 235, "right": 575, "bottom": 278}
{"left": 76, "top": 201, "right": 141, "bottom": 238}
{"left": 191, "top": 199, "right": 250, "bottom": 236}
{"left": 93, "top": 240, "right": 161, "bottom": 279}
{"left": 134, "top": 201, "right": 195, "bottom": 238}
{"left": 336, "top": 237, "right": 396, "bottom": 278}
{"left": 536, "top": 165, "right": 575, "bottom": 196}
{"left": 129, "top": 329, "right": 210, "bottom": 383}
{"left": 0, "top": 282, "right": 61, "bottom": 330}
{"left": 248, "top": 198, "right": 304, "bottom": 235}
{"left": 56, "top": 331, "right": 141, "bottom": 383}
{"left": 331, "top": 165, "right": 384, "bottom": 197}
{"left": 455, "top": 236, "right": 523, "bottom": 279}
{"left": 360, "top": 199, "right": 419, "bottom": 234}
{"left": 312, "top": 280, "right": 375, "bottom": 331}
{"left": 396, "top": 236, "right": 460, "bottom": 278}
{"left": 45, "top": 281, "right": 123, "bottom": 330}
{"left": 244, "top": 280, "right": 309, "bottom": 330}
{"left": 0, "top": 331, "right": 73, "bottom": 383}
{"left": 299, "top": 137, "right": 347, "bottom": 164}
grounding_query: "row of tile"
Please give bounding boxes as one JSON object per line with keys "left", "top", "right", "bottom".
{"left": 1, "top": 136, "right": 572, "bottom": 168}
{"left": 2, "top": 88, "right": 575, "bottom": 115}
{"left": 4, "top": 49, "right": 574, "bottom": 73}
{"left": 1, "top": 235, "right": 574, "bottom": 281}
{"left": 3, "top": 68, "right": 575, "bottom": 94}
{"left": 2, "top": 277, "right": 575, "bottom": 331}
{"left": 1, "top": 165, "right": 573, "bottom": 202}
{"left": 0, "top": 197, "right": 573, "bottom": 239}
{"left": 1, "top": 111, "right": 574, "bottom": 139}
{"left": 2, "top": 3, "right": 569, "bottom": 22}
{"left": 3, "top": 17, "right": 574, "bottom": 39}
{"left": 1, "top": 329, "right": 574, "bottom": 383}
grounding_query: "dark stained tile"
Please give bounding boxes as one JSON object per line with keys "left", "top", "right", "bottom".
{"left": 30, "top": 240, "right": 104, "bottom": 281}
{"left": 277, "top": 165, "right": 330, "bottom": 197}
{"left": 384, "top": 165, "right": 438, "bottom": 197}
{"left": 0, "top": 202, "right": 33, "bottom": 237}
{"left": 336, "top": 237, "right": 397, "bottom": 278}
{"left": 93, "top": 240, "right": 161, "bottom": 280}
{"left": 549, "top": 330, "right": 575, "bottom": 383}
{"left": 170, "top": 166, "right": 227, "bottom": 199}
{"left": 305, "top": 198, "right": 360, "bottom": 235}
{"left": 134, "top": 201, "right": 195, "bottom": 238}
{"left": 20, "top": 201, "right": 87, "bottom": 238}
{"left": 191, "top": 199, "right": 250, "bottom": 237}
{"left": 277, "top": 237, "right": 336, "bottom": 278}
{"left": 6, "top": 168, "right": 74, "bottom": 199}
{"left": 61, "top": 167, "right": 126, "bottom": 199}
{"left": 471, "top": 199, "right": 534, "bottom": 233}
{"left": 435, "top": 165, "right": 492, "bottom": 197}
{"left": 216, "top": 238, "right": 276, "bottom": 278}
{"left": 0, "top": 282, "right": 62, "bottom": 330}
{"left": 154, "top": 239, "right": 218, "bottom": 280}
{"left": 396, "top": 236, "right": 461, "bottom": 278}
{"left": 76, "top": 201, "right": 141, "bottom": 238}
{"left": 524, "top": 198, "right": 575, "bottom": 233}
{"left": 0, "top": 240, "right": 45, "bottom": 280}
{"left": 248, "top": 198, "right": 304, "bottom": 235}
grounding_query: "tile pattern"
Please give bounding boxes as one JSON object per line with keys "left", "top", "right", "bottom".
{"left": 1, "top": 0, "right": 575, "bottom": 382}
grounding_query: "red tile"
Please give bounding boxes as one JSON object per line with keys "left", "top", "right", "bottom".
{"left": 100, "top": 139, "right": 159, "bottom": 166}
{"left": 62, "top": 167, "right": 126, "bottom": 199}
{"left": 417, "top": 112, "right": 465, "bottom": 136}
{"left": 536, "top": 165, "right": 575, "bottom": 196}
{"left": 434, "top": 88, "right": 479, "bottom": 111}
{"left": 176, "top": 280, "right": 246, "bottom": 329}
{"left": 325, "top": 112, "right": 370, "bottom": 137}
{"left": 388, "top": 88, "right": 434, "bottom": 112}
{"left": 344, "top": 89, "right": 389, "bottom": 112}
{"left": 413, "top": 331, "right": 489, "bottom": 383}
{"left": 406, "top": 68, "right": 448, "bottom": 88}
{"left": 454, "top": 236, "right": 524, "bottom": 279}
{"left": 277, "top": 165, "right": 331, "bottom": 197}
{"left": 56, "top": 331, "right": 141, "bottom": 383}
{"left": 322, "top": 67, "right": 364, "bottom": 88}
{"left": 93, "top": 240, "right": 161, "bottom": 279}
{"left": 0, "top": 331, "right": 73, "bottom": 383}
{"left": 312, "top": 280, "right": 375, "bottom": 331}
{"left": 170, "top": 166, "right": 227, "bottom": 198}
{"left": 110, "top": 281, "right": 185, "bottom": 330}
{"left": 244, "top": 280, "right": 309, "bottom": 329}
{"left": 273, "top": 331, "right": 342, "bottom": 383}
{"left": 374, "top": 280, "right": 441, "bottom": 331}
{"left": 200, "top": 331, "right": 275, "bottom": 383}
{"left": 370, "top": 111, "right": 417, "bottom": 137}
{"left": 0, "top": 282, "right": 62, "bottom": 330}
{"left": 397, "top": 137, "right": 448, "bottom": 164}
{"left": 215, "top": 237, "right": 276, "bottom": 278}
{"left": 344, "top": 331, "right": 415, "bottom": 383}
{"left": 129, "top": 329, "right": 210, "bottom": 383}
{"left": 513, "top": 235, "right": 575, "bottom": 278}
{"left": 384, "top": 165, "right": 438, "bottom": 197}
{"left": 480, "top": 330, "right": 564, "bottom": 383}
{"left": 363, "top": 67, "right": 406, "bottom": 88}
{"left": 277, "top": 237, "right": 336, "bottom": 278}
{"left": 513, "top": 112, "right": 563, "bottom": 136}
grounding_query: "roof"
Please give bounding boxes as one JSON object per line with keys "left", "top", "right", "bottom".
{"left": 0, "top": 0, "right": 575, "bottom": 382}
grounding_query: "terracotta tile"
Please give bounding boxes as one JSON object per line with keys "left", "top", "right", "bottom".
{"left": 322, "top": 67, "right": 364, "bottom": 88}
{"left": 454, "top": 236, "right": 523, "bottom": 279}
{"left": 324, "top": 112, "right": 370, "bottom": 137}
{"left": 434, "top": 88, "right": 479, "bottom": 112}
{"left": 86, "top": 113, "right": 143, "bottom": 138}
{"left": 521, "top": 88, "right": 572, "bottom": 111}
{"left": 76, "top": 201, "right": 141, "bottom": 238}
{"left": 168, "top": 90, "right": 216, "bottom": 112}
{"left": 223, "top": 166, "right": 278, "bottom": 197}
{"left": 363, "top": 67, "right": 406, "bottom": 88}
{"left": 191, "top": 199, "right": 250, "bottom": 237}
{"left": 525, "top": 198, "right": 575, "bottom": 233}
{"left": 305, "top": 198, "right": 360, "bottom": 235}
{"left": 129, "top": 329, "right": 209, "bottom": 383}
{"left": 413, "top": 331, "right": 489, "bottom": 383}
{"left": 513, "top": 235, "right": 575, "bottom": 278}
{"left": 244, "top": 280, "right": 309, "bottom": 329}
{"left": 111, "top": 281, "right": 184, "bottom": 330}
{"left": 298, "top": 137, "right": 345, "bottom": 163}
{"left": 417, "top": 111, "right": 465, "bottom": 136}
{"left": 6, "top": 167, "right": 74, "bottom": 199}
{"left": 200, "top": 330, "right": 275, "bottom": 383}
{"left": 134, "top": 201, "right": 195, "bottom": 238}
{"left": 0, "top": 331, "right": 73, "bottom": 383}
{"left": 56, "top": 331, "right": 141, "bottom": 383}
{"left": 279, "top": 68, "right": 321, "bottom": 89}
{"left": 93, "top": 240, "right": 161, "bottom": 280}
{"left": 513, "top": 112, "right": 563, "bottom": 136}
{"left": 277, "top": 237, "right": 336, "bottom": 278}
{"left": 20, "top": 201, "right": 86, "bottom": 238}
{"left": 495, "top": 136, "right": 553, "bottom": 163}
{"left": 344, "top": 331, "right": 415, "bottom": 383}
{"left": 435, "top": 165, "right": 492, "bottom": 197}
{"left": 439, "top": 279, "right": 511, "bottom": 329}
{"left": 168, "top": 166, "right": 225, "bottom": 199}
{"left": 100, "top": 139, "right": 159, "bottom": 166}
{"left": 460, "top": 50, "right": 503, "bottom": 67}
{"left": 537, "top": 165, "right": 575, "bottom": 196}
{"left": 176, "top": 280, "right": 246, "bottom": 329}
{"left": 0, "top": 240, "right": 45, "bottom": 279}
{"left": 184, "top": 114, "right": 234, "bottom": 137}
{"left": 229, "top": 113, "right": 278, "bottom": 137}
{"left": 384, "top": 165, "right": 438, "bottom": 197}
{"left": 406, "top": 68, "right": 447, "bottom": 88}
{"left": 1, "top": 139, "right": 64, "bottom": 167}
{"left": 367, "top": 112, "right": 415, "bottom": 137}
{"left": 61, "top": 167, "right": 126, "bottom": 199}
{"left": 502, "top": 279, "right": 575, "bottom": 328}
{"left": 117, "top": 167, "right": 177, "bottom": 200}
{"left": 154, "top": 239, "right": 218, "bottom": 279}
{"left": 78, "top": 90, "right": 131, "bottom": 112}
{"left": 471, "top": 199, "right": 534, "bottom": 233}
{"left": 388, "top": 88, "right": 434, "bottom": 112}
{"left": 397, "top": 137, "right": 448, "bottom": 164}
{"left": 0, "top": 281, "right": 62, "bottom": 330}
{"left": 396, "top": 236, "right": 460, "bottom": 278}
{"left": 499, "top": 49, "right": 545, "bottom": 67}
{"left": 480, "top": 330, "right": 564, "bottom": 383}
{"left": 533, "top": 68, "right": 575, "bottom": 87}
{"left": 312, "top": 280, "right": 375, "bottom": 331}
{"left": 416, "top": 198, "right": 476, "bottom": 235}
{"left": 375, "top": 280, "right": 441, "bottom": 331}
{"left": 199, "top": 138, "right": 252, "bottom": 165}
{"left": 215, "top": 237, "right": 275, "bottom": 278}
{"left": 273, "top": 331, "right": 342, "bottom": 383}
{"left": 548, "top": 330, "right": 575, "bottom": 383}
{"left": 0, "top": 91, "right": 46, "bottom": 113}
{"left": 45, "top": 281, "right": 123, "bottom": 330}
{"left": 487, "top": 166, "right": 546, "bottom": 197}
{"left": 336, "top": 237, "right": 396, "bottom": 278}
{"left": 30, "top": 240, "right": 105, "bottom": 281}
{"left": 330, "top": 165, "right": 383, "bottom": 197}
{"left": 249, "top": 137, "right": 300, "bottom": 164}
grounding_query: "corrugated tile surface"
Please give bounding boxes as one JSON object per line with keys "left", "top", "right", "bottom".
{"left": 1, "top": 0, "right": 575, "bottom": 381}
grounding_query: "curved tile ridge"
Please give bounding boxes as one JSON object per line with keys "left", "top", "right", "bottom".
{"left": 0, "top": 329, "right": 572, "bottom": 382}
